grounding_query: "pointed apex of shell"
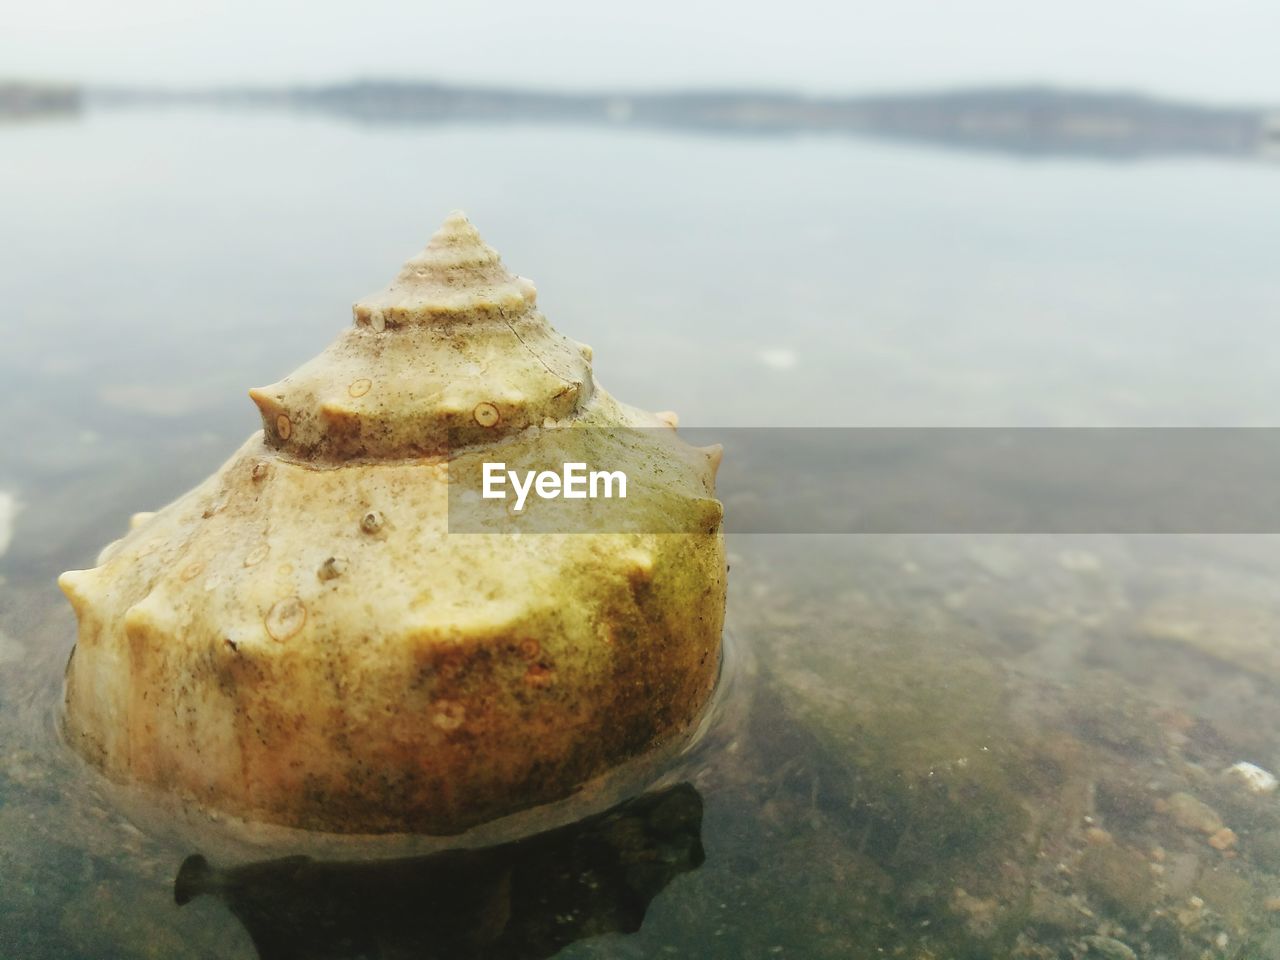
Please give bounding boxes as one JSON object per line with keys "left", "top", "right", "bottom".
{"left": 432, "top": 209, "right": 486, "bottom": 246}
{"left": 419, "top": 210, "right": 502, "bottom": 270}
{"left": 353, "top": 212, "right": 536, "bottom": 326}
{"left": 440, "top": 209, "right": 475, "bottom": 233}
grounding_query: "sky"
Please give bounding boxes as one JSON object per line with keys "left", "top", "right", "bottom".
{"left": 5, "top": 0, "right": 1278, "bottom": 105}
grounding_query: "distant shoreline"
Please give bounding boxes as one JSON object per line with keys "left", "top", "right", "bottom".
{"left": 10, "top": 79, "right": 1280, "bottom": 161}
{"left": 0, "top": 82, "right": 81, "bottom": 118}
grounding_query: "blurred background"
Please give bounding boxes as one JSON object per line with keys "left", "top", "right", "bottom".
{"left": 6, "top": 0, "right": 1280, "bottom": 571}
{"left": 7, "top": 4, "right": 1280, "bottom": 959}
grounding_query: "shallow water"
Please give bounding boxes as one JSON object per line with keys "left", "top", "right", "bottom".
{"left": 4, "top": 108, "right": 1280, "bottom": 958}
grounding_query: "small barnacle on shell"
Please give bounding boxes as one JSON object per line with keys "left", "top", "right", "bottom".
{"left": 317, "top": 556, "right": 348, "bottom": 581}
{"left": 264, "top": 596, "right": 307, "bottom": 641}
{"left": 58, "top": 212, "right": 726, "bottom": 835}
{"left": 473, "top": 401, "right": 500, "bottom": 427}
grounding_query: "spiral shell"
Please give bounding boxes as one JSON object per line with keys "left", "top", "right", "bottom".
{"left": 59, "top": 213, "right": 726, "bottom": 834}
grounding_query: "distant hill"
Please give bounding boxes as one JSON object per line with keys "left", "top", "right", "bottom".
{"left": 0, "top": 82, "right": 81, "bottom": 118}
{"left": 84, "top": 80, "right": 1280, "bottom": 161}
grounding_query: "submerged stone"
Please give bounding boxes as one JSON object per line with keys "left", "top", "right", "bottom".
{"left": 1078, "top": 844, "right": 1158, "bottom": 923}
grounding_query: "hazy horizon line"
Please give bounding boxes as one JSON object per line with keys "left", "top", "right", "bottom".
{"left": 8, "top": 75, "right": 1268, "bottom": 110}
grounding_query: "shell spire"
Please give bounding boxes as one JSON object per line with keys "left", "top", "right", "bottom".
{"left": 352, "top": 212, "right": 538, "bottom": 328}
{"left": 248, "top": 212, "right": 591, "bottom": 461}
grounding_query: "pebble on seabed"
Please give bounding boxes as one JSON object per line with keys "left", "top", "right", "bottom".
{"left": 1082, "top": 934, "right": 1136, "bottom": 960}
{"left": 1161, "top": 792, "right": 1225, "bottom": 835}
{"left": 1225, "top": 760, "right": 1279, "bottom": 795}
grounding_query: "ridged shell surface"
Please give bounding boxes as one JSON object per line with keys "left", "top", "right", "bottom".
{"left": 60, "top": 213, "right": 726, "bottom": 834}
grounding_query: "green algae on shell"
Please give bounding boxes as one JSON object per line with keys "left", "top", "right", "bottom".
{"left": 58, "top": 212, "right": 726, "bottom": 835}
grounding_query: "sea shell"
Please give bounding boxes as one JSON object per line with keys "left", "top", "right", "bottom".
{"left": 59, "top": 213, "right": 726, "bottom": 834}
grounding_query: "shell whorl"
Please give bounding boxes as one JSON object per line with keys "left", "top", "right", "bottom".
{"left": 248, "top": 213, "right": 593, "bottom": 463}
{"left": 352, "top": 211, "right": 539, "bottom": 326}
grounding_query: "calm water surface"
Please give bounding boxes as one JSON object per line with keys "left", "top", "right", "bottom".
{"left": 4, "top": 109, "right": 1280, "bottom": 958}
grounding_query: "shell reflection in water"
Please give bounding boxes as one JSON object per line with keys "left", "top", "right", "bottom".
{"left": 175, "top": 783, "right": 705, "bottom": 960}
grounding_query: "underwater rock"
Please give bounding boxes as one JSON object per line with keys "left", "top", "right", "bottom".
{"left": 1078, "top": 844, "right": 1158, "bottom": 922}
{"left": 1207, "top": 827, "right": 1238, "bottom": 851}
{"left": 1195, "top": 863, "right": 1257, "bottom": 932}
{"left": 1081, "top": 935, "right": 1137, "bottom": 960}
{"left": 59, "top": 213, "right": 726, "bottom": 834}
{"left": 1025, "top": 887, "right": 1087, "bottom": 933}
{"left": 1163, "top": 792, "right": 1225, "bottom": 836}
{"left": 1136, "top": 596, "right": 1280, "bottom": 681}
{"left": 1224, "top": 760, "right": 1278, "bottom": 795}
